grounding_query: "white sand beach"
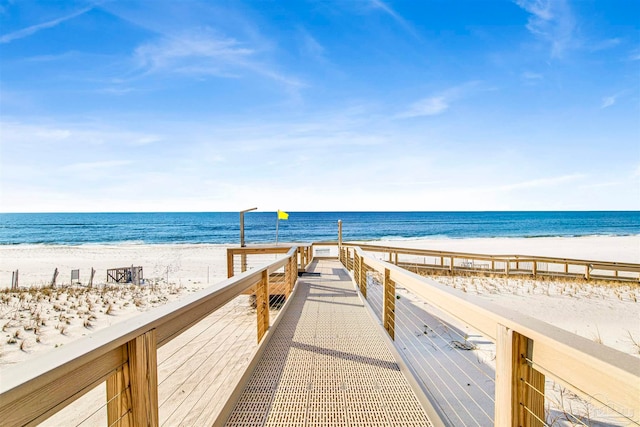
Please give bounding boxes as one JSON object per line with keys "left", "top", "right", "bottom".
{"left": 0, "top": 235, "right": 638, "bottom": 366}
{"left": 0, "top": 236, "right": 638, "bottom": 425}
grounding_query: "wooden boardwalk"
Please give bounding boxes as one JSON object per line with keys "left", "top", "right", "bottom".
{"left": 224, "top": 259, "right": 433, "bottom": 426}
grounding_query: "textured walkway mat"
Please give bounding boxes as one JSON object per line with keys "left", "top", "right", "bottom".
{"left": 225, "top": 259, "right": 433, "bottom": 426}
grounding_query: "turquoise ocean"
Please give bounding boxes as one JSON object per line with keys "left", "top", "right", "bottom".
{"left": 0, "top": 212, "right": 638, "bottom": 246}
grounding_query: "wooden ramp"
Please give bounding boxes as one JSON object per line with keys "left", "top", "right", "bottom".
{"left": 224, "top": 259, "right": 434, "bottom": 426}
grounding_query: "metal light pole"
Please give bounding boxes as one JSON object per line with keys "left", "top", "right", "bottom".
{"left": 240, "top": 207, "right": 257, "bottom": 273}
{"left": 240, "top": 207, "right": 258, "bottom": 247}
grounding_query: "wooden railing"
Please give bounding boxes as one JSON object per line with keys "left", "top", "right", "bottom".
{"left": 339, "top": 244, "right": 640, "bottom": 426}
{"left": 0, "top": 247, "right": 300, "bottom": 426}
{"left": 348, "top": 243, "right": 640, "bottom": 282}
{"left": 226, "top": 244, "right": 312, "bottom": 279}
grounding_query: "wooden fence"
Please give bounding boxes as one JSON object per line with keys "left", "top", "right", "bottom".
{"left": 348, "top": 243, "right": 640, "bottom": 282}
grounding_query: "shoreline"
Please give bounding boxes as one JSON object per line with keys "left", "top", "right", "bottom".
{"left": 2, "top": 232, "right": 639, "bottom": 244}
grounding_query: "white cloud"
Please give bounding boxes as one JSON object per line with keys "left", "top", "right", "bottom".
{"left": 298, "top": 28, "right": 326, "bottom": 63}
{"left": 0, "top": 121, "right": 163, "bottom": 148}
{"left": 132, "top": 29, "right": 304, "bottom": 90}
{"left": 369, "top": 0, "right": 420, "bottom": 40}
{"left": 134, "top": 30, "right": 254, "bottom": 75}
{"left": 522, "top": 71, "right": 543, "bottom": 80}
{"left": 396, "top": 82, "right": 482, "bottom": 119}
{"left": 515, "top": 0, "right": 576, "bottom": 58}
{"left": 0, "top": 6, "right": 93, "bottom": 44}
{"left": 499, "top": 173, "right": 585, "bottom": 191}
{"left": 601, "top": 96, "right": 616, "bottom": 109}
{"left": 133, "top": 135, "right": 162, "bottom": 145}
{"left": 63, "top": 160, "right": 133, "bottom": 172}
{"left": 600, "top": 90, "right": 629, "bottom": 109}
{"left": 397, "top": 96, "right": 448, "bottom": 118}
{"left": 589, "top": 38, "right": 621, "bottom": 52}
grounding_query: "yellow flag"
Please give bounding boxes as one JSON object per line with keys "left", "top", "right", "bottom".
{"left": 277, "top": 210, "right": 289, "bottom": 220}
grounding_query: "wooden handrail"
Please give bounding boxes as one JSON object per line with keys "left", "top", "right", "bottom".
{"left": 0, "top": 247, "right": 299, "bottom": 426}
{"left": 349, "top": 242, "right": 640, "bottom": 268}
{"left": 346, "top": 242, "right": 640, "bottom": 279}
{"left": 351, "top": 246, "right": 640, "bottom": 424}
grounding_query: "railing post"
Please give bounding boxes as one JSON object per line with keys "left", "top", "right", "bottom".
{"left": 284, "top": 257, "right": 291, "bottom": 297}
{"left": 227, "top": 249, "right": 234, "bottom": 278}
{"left": 585, "top": 264, "right": 591, "bottom": 281}
{"left": 383, "top": 268, "right": 395, "bottom": 340}
{"left": 450, "top": 257, "right": 454, "bottom": 274}
{"left": 495, "top": 325, "right": 545, "bottom": 427}
{"left": 532, "top": 261, "right": 537, "bottom": 277}
{"left": 241, "top": 253, "right": 247, "bottom": 273}
{"left": 256, "top": 270, "right": 269, "bottom": 342}
{"left": 358, "top": 256, "right": 366, "bottom": 299}
{"left": 358, "top": 252, "right": 366, "bottom": 289}
{"left": 294, "top": 253, "right": 298, "bottom": 279}
{"left": 108, "top": 330, "right": 159, "bottom": 427}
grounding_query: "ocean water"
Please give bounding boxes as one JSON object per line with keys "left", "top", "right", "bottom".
{"left": 0, "top": 211, "right": 638, "bottom": 245}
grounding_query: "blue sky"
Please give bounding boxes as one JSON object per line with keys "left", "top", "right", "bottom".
{"left": 0, "top": 0, "right": 638, "bottom": 212}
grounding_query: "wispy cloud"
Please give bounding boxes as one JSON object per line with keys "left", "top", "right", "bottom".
{"left": 600, "top": 90, "right": 630, "bottom": 109}
{"left": 134, "top": 30, "right": 254, "bottom": 75}
{"left": 499, "top": 173, "right": 585, "bottom": 191}
{"left": 297, "top": 28, "right": 326, "bottom": 63}
{"left": 522, "top": 71, "right": 543, "bottom": 80}
{"left": 397, "top": 96, "right": 449, "bottom": 118}
{"left": 1, "top": 121, "right": 164, "bottom": 148}
{"left": 601, "top": 96, "right": 616, "bottom": 109}
{"left": 0, "top": 6, "right": 93, "bottom": 44}
{"left": 63, "top": 160, "right": 133, "bottom": 172}
{"left": 589, "top": 38, "right": 621, "bottom": 52}
{"left": 515, "top": 0, "right": 576, "bottom": 58}
{"left": 522, "top": 71, "right": 543, "bottom": 85}
{"left": 133, "top": 28, "right": 304, "bottom": 90}
{"left": 369, "top": 0, "right": 421, "bottom": 40}
{"left": 396, "top": 82, "right": 481, "bottom": 119}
